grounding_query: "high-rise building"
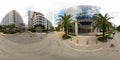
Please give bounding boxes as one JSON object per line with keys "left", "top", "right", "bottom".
{"left": 64, "top": 5, "right": 101, "bottom": 34}
{"left": 28, "top": 11, "right": 52, "bottom": 31}
{"left": 1, "top": 10, "right": 24, "bottom": 28}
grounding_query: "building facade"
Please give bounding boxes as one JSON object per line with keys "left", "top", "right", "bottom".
{"left": 1, "top": 10, "right": 25, "bottom": 31}
{"left": 1, "top": 10, "right": 24, "bottom": 28}
{"left": 64, "top": 5, "right": 101, "bottom": 35}
{"left": 28, "top": 11, "right": 52, "bottom": 31}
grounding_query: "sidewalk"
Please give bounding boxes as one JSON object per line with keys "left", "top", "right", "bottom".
{"left": 62, "top": 36, "right": 105, "bottom": 52}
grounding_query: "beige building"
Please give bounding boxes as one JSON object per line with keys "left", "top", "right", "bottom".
{"left": 28, "top": 11, "right": 52, "bottom": 30}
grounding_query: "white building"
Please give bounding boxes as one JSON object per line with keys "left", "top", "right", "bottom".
{"left": 28, "top": 11, "right": 52, "bottom": 30}
{"left": 1, "top": 10, "right": 24, "bottom": 28}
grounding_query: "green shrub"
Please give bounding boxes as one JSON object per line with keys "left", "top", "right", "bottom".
{"left": 28, "top": 28, "right": 35, "bottom": 32}
{"left": 3, "top": 31, "right": 17, "bottom": 34}
{"left": 62, "top": 34, "right": 71, "bottom": 40}
{"left": 117, "top": 25, "right": 120, "bottom": 32}
{"left": 42, "top": 30, "right": 49, "bottom": 33}
{"left": 68, "top": 33, "right": 76, "bottom": 36}
{"left": 96, "top": 34, "right": 102, "bottom": 37}
{"left": 97, "top": 36, "right": 108, "bottom": 42}
{"left": 46, "top": 29, "right": 55, "bottom": 32}
{"left": 96, "top": 34, "right": 109, "bottom": 37}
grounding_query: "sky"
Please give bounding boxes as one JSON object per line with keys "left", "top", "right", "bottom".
{"left": 0, "top": 0, "right": 120, "bottom": 27}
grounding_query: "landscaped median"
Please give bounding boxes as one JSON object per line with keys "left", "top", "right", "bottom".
{"left": 96, "top": 34, "right": 108, "bottom": 42}
{"left": 96, "top": 32, "right": 115, "bottom": 42}
{"left": 62, "top": 35, "right": 105, "bottom": 52}
{"left": 56, "top": 32, "right": 107, "bottom": 52}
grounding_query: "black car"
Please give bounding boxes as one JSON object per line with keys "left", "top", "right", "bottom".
{"left": 112, "top": 32, "right": 115, "bottom": 35}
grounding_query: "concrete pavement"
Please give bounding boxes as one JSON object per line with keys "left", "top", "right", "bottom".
{"left": 0, "top": 32, "right": 120, "bottom": 60}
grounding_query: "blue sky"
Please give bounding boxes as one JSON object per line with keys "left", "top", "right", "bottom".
{"left": 55, "top": 9, "right": 65, "bottom": 20}
{"left": 0, "top": 0, "right": 120, "bottom": 26}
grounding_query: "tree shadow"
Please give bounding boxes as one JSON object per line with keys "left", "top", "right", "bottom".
{"left": 97, "top": 36, "right": 108, "bottom": 42}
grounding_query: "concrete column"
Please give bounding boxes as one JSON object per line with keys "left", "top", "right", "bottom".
{"left": 94, "top": 28, "right": 97, "bottom": 35}
{"left": 91, "top": 26, "right": 93, "bottom": 32}
{"left": 75, "top": 21, "right": 78, "bottom": 35}
{"left": 62, "top": 27, "right": 64, "bottom": 32}
{"left": 97, "top": 28, "right": 99, "bottom": 32}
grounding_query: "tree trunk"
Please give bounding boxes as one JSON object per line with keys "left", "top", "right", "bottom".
{"left": 103, "top": 29, "right": 105, "bottom": 37}
{"left": 64, "top": 27, "right": 67, "bottom": 35}
{"left": 66, "top": 29, "right": 68, "bottom": 34}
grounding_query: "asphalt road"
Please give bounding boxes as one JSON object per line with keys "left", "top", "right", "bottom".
{"left": 0, "top": 32, "right": 120, "bottom": 60}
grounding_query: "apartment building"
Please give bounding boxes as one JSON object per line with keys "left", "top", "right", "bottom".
{"left": 1, "top": 10, "right": 24, "bottom": 28}
{"left": 28, "top": 11, "right": 52, "bottom": 31}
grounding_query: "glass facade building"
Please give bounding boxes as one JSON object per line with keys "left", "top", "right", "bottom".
{"left": 65, "top": 5, "right": 100, "bottom": 20}
{"left": 65, "top": 5, "right": 101, "bottom": 33}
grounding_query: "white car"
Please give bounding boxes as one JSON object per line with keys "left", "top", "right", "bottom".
{"left": 108, "top": 33, "right": 114, "bottom": 39}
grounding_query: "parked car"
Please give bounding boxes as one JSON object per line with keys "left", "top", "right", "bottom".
{"left": 108, "top": 33, "right": 114, "bottom": 39}
{"left": 112, "top": 31, "right": 115, "bottom": 35}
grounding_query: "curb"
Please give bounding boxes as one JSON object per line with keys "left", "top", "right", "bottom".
{"left": 62, "top": 40, "right": 103, "bottom": 52}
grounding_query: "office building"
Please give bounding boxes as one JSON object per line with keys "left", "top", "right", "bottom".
{"left": 64, "top": 5, "right": 101, "bottom": 34}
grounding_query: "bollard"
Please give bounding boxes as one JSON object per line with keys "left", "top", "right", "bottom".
{"left": 71, "top": 38, "right": 72, "bottom": 41}
{"left": 77, "top": 40, "right": 79, "bottom": 44}
{"left": 96, "top": 40, "right": 98, "bottom": 44}
{"left": 110, "top": 44, "right": 115, "bottom": 47}
{"left": 87, "top": 40, "right": 89, "bottom": 45}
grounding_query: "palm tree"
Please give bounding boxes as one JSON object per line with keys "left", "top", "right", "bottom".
{"left": 59, "top": 13, "right": 72, "bottom": 35}
{"left": 0, "top": 25, "right": 4, "bottom": 32}
{"left": 117, "top": 25, "right": 120, "bottom": 32}
{"left": 93, "top": 13, "right": 113, "bottom": 37}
